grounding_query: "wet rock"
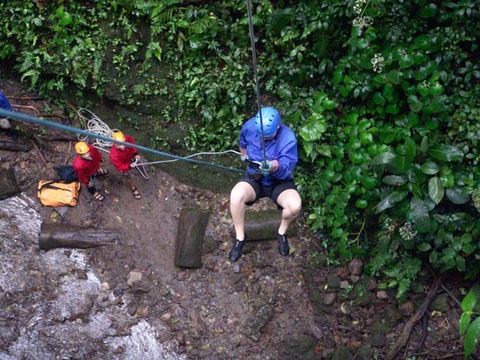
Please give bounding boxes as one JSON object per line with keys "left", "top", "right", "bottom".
{"left": 241, "top": 304, "right": 274, "bottom": 341}
{"left": 350, "top": 275, "right": 360, "bottom": 284}
{"left": 284, "top": 335, "right": 317, "bottom": 360}
{"left": 431, "top": 294, "right": 450, "bottom": 313}
{"left": 376, "top": 290, "right": 388, "bottom": 300}
{"left": 327, "top": 275, "right": 341, "bottom": 289}
{"left": 306, "top": 319, "right": 324, "bottom": 340}
{"left": 127, "top": 271, "right": 143, "bottom": 286}
{"left": 75, "top": 270, "right": 88, "bottom": 280}
{"left": 323, "top": 292, "right": 337, "bottom": 306}
{"left": 399, "top": 300, "right": 415, "bottom": 317}
{"left": 233, "top": 264, "right": 241, "bottom": 273}
{"left": 370, "top": 333, "right": 386, "bottom": 348}
{"left": 365, "top": 277, "right": 377, "bottom": 291}
{"left": 340, "top": 281, "right": 350, "bottom": 289}
{"left": 134, "top": 306, "right": 149, "bottom": 318}
{"left": 348, "top": 259, "right": 363, "bottom": 276}
{"left": 356, "top": 345, "right": 373, "bottom": 360}
{"left": 331, "top": 345, "right": 354, "bottom": 360}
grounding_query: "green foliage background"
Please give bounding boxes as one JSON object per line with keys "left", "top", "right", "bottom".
{"left": 1, "top": 0, "right": 479, "bottom": 297}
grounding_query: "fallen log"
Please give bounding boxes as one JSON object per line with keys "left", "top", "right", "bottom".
{"left": 244, "top": 209, "right": 297, "bottom": 241}
{"left": 39, "top": 223, "right": 120, "bottom": 250}
{"left": 175, "top": 208, "right": 211, "bottom": 268}
{"left": 0, "top": 168, "right": 20, "bottom": 200}
{"left": 0, "top": 140, "right": 32, "bottom": 152}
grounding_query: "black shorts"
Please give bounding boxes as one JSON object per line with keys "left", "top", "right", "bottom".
{"left": 239, "top": 173, "right": 297, "bottom": 207}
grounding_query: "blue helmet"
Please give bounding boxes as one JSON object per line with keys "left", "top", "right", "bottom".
{"left": 254, "top": 107, "right": 281, "bottom": 138}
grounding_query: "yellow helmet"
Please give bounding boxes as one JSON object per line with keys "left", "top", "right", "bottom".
{"left": 75, "top": 141, "right": 89, "bottom": 155}
{"left": 112, "top": 130, "right": 126, "bottom": 142}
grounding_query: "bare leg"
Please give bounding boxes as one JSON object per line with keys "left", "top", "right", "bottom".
{"left": 124, "top": 172, "right": 141, "bottom": 199}
{"left": 276, "top": 189, "right": 302, "bottom": 235}
{"left": 229, "top": 182, "right": 256, "bottom": 240}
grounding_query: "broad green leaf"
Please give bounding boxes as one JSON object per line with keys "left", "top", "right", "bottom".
{"left": 464, "top": 317, "right": 480, "bottom": 357}
{"left": 370, "top": 152, "right": 396, "bottom": 166}
{"left": 322, "top": 98, "right": 338, "bottom": 110}
{"left": 399, "top": 54, "right": 414, "bottom": 69}
{"left": 387, "top": 70, "right": 401, "bottom": 84}
{"left": 446, "top": 188, "right": 470, "bottom": 205}
{"left": 418, "top": 242, "right": 431, "bottom": 252}
{"left": 408, "top": 95, "right": 423, "bottom": 113}
{"left": 428, "top": 177, "right": 444, "bottom": 204}
{"left": 383, "top": 175, "right": 406, "bottom": 186}
{"left": 420, "top": 3, "right": 438, "bottom": 18}
{"left": 383, "top": 84, "right": 395, "bottom": 102}
{"left": 318, "top": 144, "right": 331, "bottom": 158}
{"left": 374, "top": 191, "right": 408, "bottom": 214}
{"left": 299, "top": 114, "right": 326, "bottom": 142}
{"left": 459, "top": 312, "right": 472, "bottom": 337}
{"left": 372, "top": 92, "right": 385, "bottom": 106}
{"left": 461, "top": 290, "right": 478, "bottom": 312}
{"left": 411, "top": 198, "right": 431, "bottom": 233}
{"left": 428, "top": 144, "right": 464, "bottom": 162}
{"left": 421, "top": 161, "right": 439, "bottom": 175}
{"left": 405, "top": 138, "right": 417, "bottom": 162}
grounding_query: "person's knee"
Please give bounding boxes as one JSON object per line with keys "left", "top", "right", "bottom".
{"left": 285, "top": 198, "right": 302, "bottom": 217}
{"left": 230, "top": 188, "right": 247, "bottom": 206}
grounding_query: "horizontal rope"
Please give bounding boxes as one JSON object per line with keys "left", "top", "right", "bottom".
{"left": 0, "top": 108, "right": 243, "bottom": 173}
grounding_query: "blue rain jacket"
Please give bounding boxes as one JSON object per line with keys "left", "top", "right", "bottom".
{"left": 0, "top": 92, "right": 12, "bottom": 111}
{"left": 239, "top": 118, "right": 298, "bottom": 186}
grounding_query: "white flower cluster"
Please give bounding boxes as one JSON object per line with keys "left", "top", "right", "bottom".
{"left": 353, "top": 0, "right": 368, "bottom": 15}
{"left": 383, "top": 217, "right": 396, "bottom": 233}
{"left": 399, "top": 222, "right": 417, "bottom": 241}
{"left": 353, "top": 16, "right": 373, "bottom": 29}
{"left": 472, "top": 188, "right": 480, "bottom": 213}
{"left": 371, "top": 53, "right": 385, "bottom": 73}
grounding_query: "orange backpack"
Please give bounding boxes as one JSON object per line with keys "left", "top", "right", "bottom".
{"left": 37, "top": 180, "right": 81, "bottom": 207}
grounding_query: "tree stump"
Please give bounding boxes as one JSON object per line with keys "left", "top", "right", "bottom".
{"left": 175, "top": 208, "right": 211, "bottom": 268}
{"left": 0, "top": 168, "right": 20, "bottom": 200}
{"left": 39, "top": 223, "right": 120, "bottom": 250}
{"left": 244, "top": 209, "right": 297, "bottom": 241}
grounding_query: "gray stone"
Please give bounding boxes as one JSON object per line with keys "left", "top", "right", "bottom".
{"left": 241, "top": 304, "right": 274, "bottom": 341}
{"left": 331, "top": 345, "right": 354, "bottom": 360}
{"left": 365, "top": 277, "right": 377, "bottom": 291}
{"left": 350, "top": 275, "right": 360, "bottom": 284}
{"left": 233, "top": 264, "right": 241, "bottom": 273}
{"left": 370, "top": 333, "right": 386, "bottom": 348}
{"left": 348, "top": 259, "right": 363, "bottom": 275}
{"left": 431, "top": 294, "right": 450, "bottom": 313}
{"left": 127, "top": 270, "right": 142, "bottom": 286}
{"left": 327, "top": 275, "right": 342, "bottom": 289}
{"left": 376, "top": 290, "right": 388, "bottom": 300}
{"left": 323, "top": 292, "right": 337, "bottom": 306}
{"left": 399, "top": 300, "right": 415, "bottom": 317}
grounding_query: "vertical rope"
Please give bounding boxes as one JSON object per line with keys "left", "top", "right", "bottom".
{"left": 246, "top": 0, "right": 267, "bottom": 167}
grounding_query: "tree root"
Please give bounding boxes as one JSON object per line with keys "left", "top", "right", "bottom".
{"left": 386, "top": 276, "right": 442, "bottom": 360}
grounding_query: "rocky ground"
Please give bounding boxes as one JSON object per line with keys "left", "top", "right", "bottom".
{"left": 0, "top": 79, "right": 470, "bottom": 359}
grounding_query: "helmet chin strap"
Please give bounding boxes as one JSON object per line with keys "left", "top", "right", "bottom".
{"left": 246, "top": 0, "right": 267, "bottom": 170}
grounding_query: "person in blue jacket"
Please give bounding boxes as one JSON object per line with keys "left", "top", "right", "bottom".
{"left": 229, "top": 106, "right": 302, "bottom": 262}
{"left": 0, "top": 91, "right": 12, "bottom": 131}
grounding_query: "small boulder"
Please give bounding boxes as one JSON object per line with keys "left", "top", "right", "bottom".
{"left": 327, "top": 275, "right": 342, "bottom": 289}
{"left": 370, "top": 334, "right": 386, "bottom": 348}
{"left": 349, "top": 258, "right": 363, "bottom": 275}
{"left": 127, "top": 270, "right": 142, "bottom": 286}
{"left": 323, "top": 292, "right": 337, "bottom": 306}
{"left": 431, "top": 294, "right": 450, "bottom": 313}
{"left": 376, "top": 290, "right": 388, "bottom": 300}
{"left": 350, "top": 275, "right": 360, "bottom": 284}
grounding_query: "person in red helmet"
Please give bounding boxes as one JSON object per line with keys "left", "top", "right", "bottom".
{"left": 109, "top": 130, "right": 142, "bottom": 200}
{"left": 72, "top": 141, "right": 108, "bottom": 201}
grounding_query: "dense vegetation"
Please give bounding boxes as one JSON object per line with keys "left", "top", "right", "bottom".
{"left": 1, "top": 0, "right": 479, "bottom": 298}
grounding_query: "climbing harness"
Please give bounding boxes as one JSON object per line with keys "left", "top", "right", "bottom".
{"left": 0, "top": 108, "right": 244, "bottom": 174}
{"left": 246, "top": 0, "right": 268, "bottom": 172}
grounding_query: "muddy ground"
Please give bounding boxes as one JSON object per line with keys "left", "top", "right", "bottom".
{"left": 0, "top": 79, "right": 470, "bottom": 359}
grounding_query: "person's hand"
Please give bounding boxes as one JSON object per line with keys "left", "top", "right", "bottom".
{"left": 268, "top": 160, "right": 279, "bottom": 173}
{"left": 130, "top": 156, "right": 140, "bottom": 168}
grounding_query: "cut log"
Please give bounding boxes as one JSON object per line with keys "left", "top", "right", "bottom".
{"left": 244, "top": 209, "right": 297, "bottom": 241}
{"left": 175, "top": 208, "right": 211, "bottom": 268}
{"left": 0, "top": 168, "right": 20, "bottom": 200}
{"left": 0, "top": 140, "right": 32, "bottom": 152}
{"left": 39, "top": 223, "right": 120, "bottom": 250}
